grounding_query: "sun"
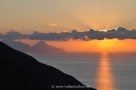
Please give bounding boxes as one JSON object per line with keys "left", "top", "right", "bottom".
{"left": 98, "top": 38, "right": 121, "bottom": 52}
{"left": 99, "top": 39, "right": 117, "bottom": 48}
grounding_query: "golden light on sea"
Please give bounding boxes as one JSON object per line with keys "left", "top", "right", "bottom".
{"left": 96, "top": 53, "right": 116, "bottom": 90}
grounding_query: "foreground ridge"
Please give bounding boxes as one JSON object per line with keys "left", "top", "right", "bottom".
{"left": 0, "top": 41, "right": 96, "bottom": 90}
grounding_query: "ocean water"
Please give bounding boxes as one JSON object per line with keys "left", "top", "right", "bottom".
{"left": 30, "top": 53, "right": 136, "bottom": 90}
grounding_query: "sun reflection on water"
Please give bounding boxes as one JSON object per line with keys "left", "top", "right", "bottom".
{"left": 97, "top": 53, "right": 115, "bottom": 90}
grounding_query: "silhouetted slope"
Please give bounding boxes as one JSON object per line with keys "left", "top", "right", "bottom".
{"left": 0, "top": 42, "right": 95, "bottom": 90}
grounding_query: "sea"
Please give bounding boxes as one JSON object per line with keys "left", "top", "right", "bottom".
{"left": 29, "top": 52, "right": 136, "bottom": 90}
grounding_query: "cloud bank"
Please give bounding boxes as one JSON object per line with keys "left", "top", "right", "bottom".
{"left": 0, "top": 27, "right": 136, "bottom": 40}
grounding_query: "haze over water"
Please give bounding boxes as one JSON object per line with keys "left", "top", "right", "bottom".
{"left": 31, "top": 52, "right": 136, "bottom": 90}
{"left": 21, "top": 39, "right": 136, "bottom": 53}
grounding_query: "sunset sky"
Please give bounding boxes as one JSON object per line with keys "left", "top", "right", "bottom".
{"left": 19, "top": 39, "right": 136, "bottom": 52}
{"left": 0, "top": 0, "right": 136, "bottom": 33}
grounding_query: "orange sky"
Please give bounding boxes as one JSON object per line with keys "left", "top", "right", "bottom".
{"left": 0, "top": 0, "right": 136, "bottom": 33}
{"left": 20, "top": 39, "right": 136, "bottom": 53}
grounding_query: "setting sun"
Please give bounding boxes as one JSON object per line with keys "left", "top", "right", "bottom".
{"left": 98, "top": 39, "right": 122, "bottom": 52}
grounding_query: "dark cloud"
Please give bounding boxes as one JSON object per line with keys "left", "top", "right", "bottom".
{"left": 0, "top": 31, "right": 27, "bottom": 40}
{"left": 0, "top": 27, "right": 136, "bottom": 40}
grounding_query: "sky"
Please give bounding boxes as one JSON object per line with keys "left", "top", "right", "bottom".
{"left": 0, "top": 0, "right": 136, "bottom": 33}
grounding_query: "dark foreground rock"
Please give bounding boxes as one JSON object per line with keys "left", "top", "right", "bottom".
{"left": 0, "top": 42, "right": 96, "bottom": 90}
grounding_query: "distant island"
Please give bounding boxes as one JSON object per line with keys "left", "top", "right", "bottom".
{"left": 0, "top": 27, "right": 136, "bottom": 41}
{"left": 0, "top": 41, "right": 96, "bottom": 89}
{"left": 2, "top": 40, "right": 65, "bottom": 54}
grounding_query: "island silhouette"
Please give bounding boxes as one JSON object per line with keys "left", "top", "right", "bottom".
{"left": 2, "top": 40, "right": 65, "bottom": 54}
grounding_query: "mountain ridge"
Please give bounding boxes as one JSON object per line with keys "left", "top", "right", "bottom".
{"left": 31, "top": 41, "right": 65, "bottom": 53}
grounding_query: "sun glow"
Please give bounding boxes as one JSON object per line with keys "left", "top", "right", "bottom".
{"left": 98, "top": 39, "right": 122, "bottom": 52}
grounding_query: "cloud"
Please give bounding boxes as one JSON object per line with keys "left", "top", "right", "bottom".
{"left": 0, "top": 27, "right": 136, "bottom": 40}
{"left": 48, "top": 24, "right": 58, "bottom": 27}
{"left": 0, "top": 30, "right": 27, "bottom": 40}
